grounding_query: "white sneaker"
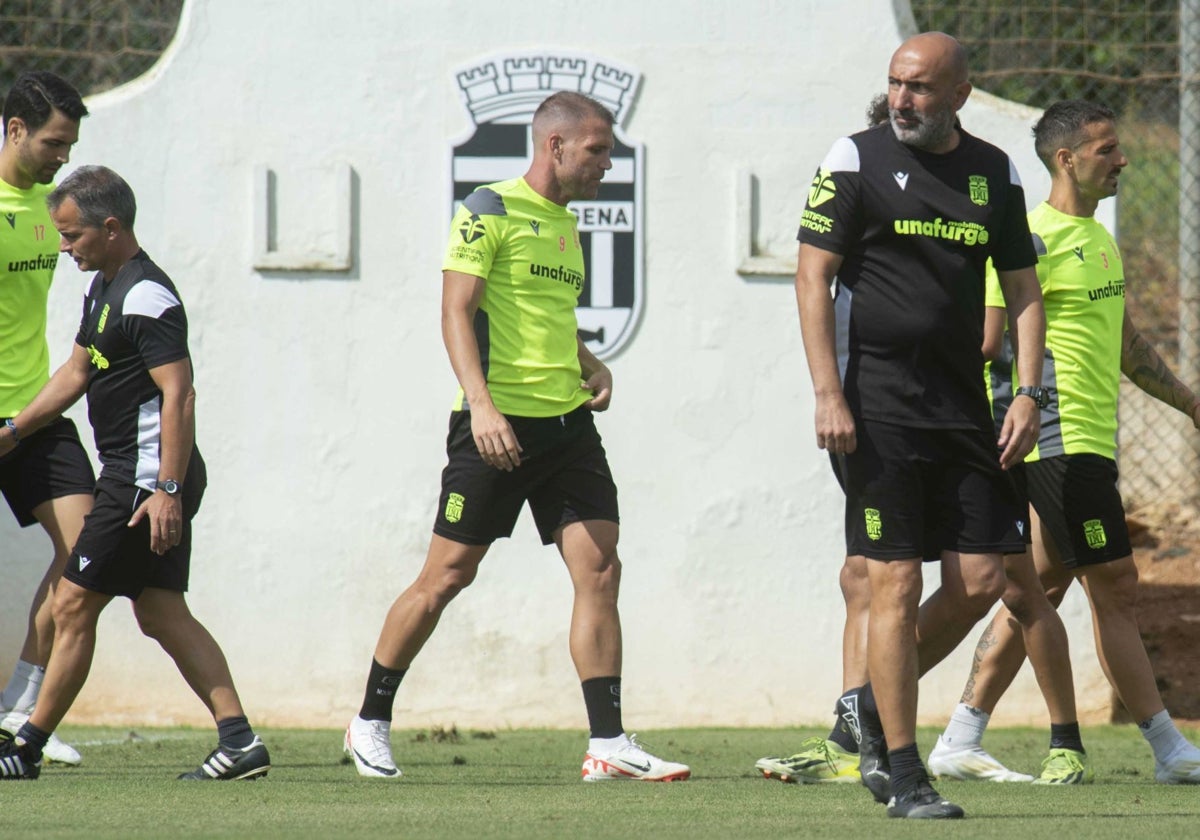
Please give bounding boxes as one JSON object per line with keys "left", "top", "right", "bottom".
{"left": 928, "top": 735, "right": 1032, "bottom": 782}
{"left": 343, "top": 715, "right": 401, "bottom": 779}
{"left": 0, "top": 709, "right": 82, "bottom": 766}
{"left": 1156, "top": 742, "right": 1200, "bottom": 784}
{"left": 581, "top": 733, "right": 690, "bottom": 782}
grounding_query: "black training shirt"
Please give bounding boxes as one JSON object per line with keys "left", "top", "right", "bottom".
{"left": 798, "top": 124, "right": 1036, "bottom": 431}
{"left": 74, "top": 250, "right": 200, "bottom": 489}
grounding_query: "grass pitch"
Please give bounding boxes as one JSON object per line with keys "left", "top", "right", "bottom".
{"left": 4, "top": 724, "right": 1199, "bottom": 838}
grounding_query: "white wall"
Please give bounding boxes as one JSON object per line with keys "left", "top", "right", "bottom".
{"left": 0, "top": 0, "right": 1108, "bottom": 730}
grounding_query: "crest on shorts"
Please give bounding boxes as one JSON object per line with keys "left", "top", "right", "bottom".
{"left": 444, "top": 492, "right": 465, "bottom": 524}
{"left": 450, "top": 51, "right": 645, "bottom": 360}
{"left": 864, "top": 508, "right": 883, "bottom": 541}
{"left": 968, "top": 175, "right": 989, "bottom": 206}
{"left": 1083, "top": 518, "right": 1107, "bottom": 549}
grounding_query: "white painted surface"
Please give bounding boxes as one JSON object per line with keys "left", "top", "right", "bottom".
{"left": 0, "top": 0, "right": 1109, "bottom": 731}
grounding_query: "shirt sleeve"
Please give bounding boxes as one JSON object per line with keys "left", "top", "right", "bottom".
{"left": 983, "top": 258, "right": 1006, "bottom": 308}
{"left": 75, "top": 276, "right": 96, "bottom": 348}
{"left": 988, "top": 156, "right": 1038, "bottom": 271}
{"left": 121, "top": 280, "right": 189, "bottom": 370}
{"left": 442, "top": 187, "right": 506, "bottom": 279}
{"left": 797, "top": 136, "right": 864, "bottom": 254}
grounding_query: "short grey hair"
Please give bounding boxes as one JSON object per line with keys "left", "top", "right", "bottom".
{"left": 47, "top": 165, "right": 137, "bottom": 229}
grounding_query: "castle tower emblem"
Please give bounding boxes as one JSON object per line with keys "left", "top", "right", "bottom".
{"left": 449, "top": 52, "right": 645, "bottom": 360}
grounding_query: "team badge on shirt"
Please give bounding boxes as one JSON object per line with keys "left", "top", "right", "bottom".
{"left": 449, "top": 51, "right": 645, "bottom": 360}
{"left": 968, "top": 175, "right": 989, "bottom": 206}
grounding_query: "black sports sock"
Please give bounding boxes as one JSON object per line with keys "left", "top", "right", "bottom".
{"left": 581, "top": 676, "right": 623, "bottom": 739}
{"left": 359, "top": 659, "right": 407, "bottom": 722}
{"left": 828, "top": 687, "right": 861, "bottom": 753}
{"left": 216, "top": 715, "right": 255, "bottom": 750}
{"left": 1050, "top": 722, "right": 1085, "bottom": 753}
{"left": 15, "top": 721, "right": 50, "bottom": 756}
{"left": 887, "top": 742, "right": 925, "bottom": 795}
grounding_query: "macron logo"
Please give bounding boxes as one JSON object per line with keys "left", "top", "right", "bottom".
{"left": 893, "top": 172, "right": 909, "bottom": 190}
{"left": 78, "top": 556, "right": 91, "bottom": 570}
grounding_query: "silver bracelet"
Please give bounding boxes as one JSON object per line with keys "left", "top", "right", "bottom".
{"left": 3, "top": 418, "right": 18, "bottom": 444}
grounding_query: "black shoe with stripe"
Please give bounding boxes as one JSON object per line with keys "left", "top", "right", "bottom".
{"left": 0, "top": 737, "right": 41, "bottom": 780}
{"left": 177, "top": 735, "right": 270, "bottom": 781}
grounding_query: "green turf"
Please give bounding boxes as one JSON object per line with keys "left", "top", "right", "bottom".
{"left": 3, "top": 724, "right": 1199, "bottom": 838}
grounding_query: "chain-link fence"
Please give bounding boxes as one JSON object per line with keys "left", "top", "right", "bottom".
{"left": 911, "top": 0, "right": 1200, "bottom": 514}
{"left": 911, "top": 0, "right": 1200, "bottom": 723}
{"left": 0, "top": 1, "right": 182, "bottom": 97}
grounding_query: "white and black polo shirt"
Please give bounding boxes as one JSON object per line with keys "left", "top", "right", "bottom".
{"left": 75, "top": 250, "right": 200, "bottom": 491}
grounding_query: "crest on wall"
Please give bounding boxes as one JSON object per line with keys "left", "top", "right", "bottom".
{"left": 450, "top": 52, "right": 644, "bottom": 360}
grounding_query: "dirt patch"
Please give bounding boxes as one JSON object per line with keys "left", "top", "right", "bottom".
{"left": 1113, "top": 502, "right": 1200, "bottom": 723}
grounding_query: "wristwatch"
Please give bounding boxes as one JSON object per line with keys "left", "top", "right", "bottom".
{"left": 160, "top": 479, "right": 182, "bottom": 496}
{"left": 1014, "top": 385, "right": 1051, "bottom": 409}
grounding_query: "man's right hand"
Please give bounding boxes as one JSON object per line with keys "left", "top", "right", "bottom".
{"left": 815, "top": 391, "right": 857, "bottom": 453}
{"left": 471, "top": 403, "right": 523, "bottom": 471}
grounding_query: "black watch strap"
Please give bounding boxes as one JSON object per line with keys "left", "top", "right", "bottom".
{"left": 1014, "top": 386, "right": 1050, "bottom": 409}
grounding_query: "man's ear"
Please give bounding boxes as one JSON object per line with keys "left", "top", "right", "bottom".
{"left": 953, "top": 81, "right": 973, "bottom": 111}
{"left": 5, "top": 115, "right": 27, "bottom": 144}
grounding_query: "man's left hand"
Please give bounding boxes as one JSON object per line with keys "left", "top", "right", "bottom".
{"left": 129, "top": 490, "right": 183, "bottom": 556}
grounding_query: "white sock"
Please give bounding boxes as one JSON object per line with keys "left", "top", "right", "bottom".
{"left": 588, "top": 733, "right": 629, "bottom": 754}
{"left": 1139, "top": 710, "right": 1191, "bottom": 762}
{"left": 0, "top": 660, "right": 44, "bottom": 713}
{"left": 939, "top": 703, "right": 989, "bottom": 749}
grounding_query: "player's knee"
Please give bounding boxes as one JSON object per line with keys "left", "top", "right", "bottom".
{"left": 594, "top": 552, "right": 621, "bottom": 597}
{"left": 962, "top": 568, "right": 1006, "bottom": 620}
{"left": 839, "top": 557, "right": 870, "bottom": 604}
{"left": 1000, "top": 578, "right": 1046, "bottom": 624}
{"left": 428, "top": 566, "right": 478, "bottom": 604}
{"left": 599, "top": 550, "right": 621, "bottom": 580}
{"left": 1090, "top": 559, "right": 1140, "bottom": 613}
{"left": 132, "top": 594, "right": 194, "bottom": 641}
{"left": 132, "top": 602, "right": 169, "bottom": 639}
{"left": 133, "top": 608, "right": 166, "bottom": 640}
{"left": 1040, "top": 582, "right": 1065, "bottom": 607}
{"left": 49, "top": 587, "right": 93, "bottom": 633}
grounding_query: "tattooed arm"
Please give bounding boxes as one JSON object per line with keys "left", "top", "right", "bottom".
{"left": 1120, "top": 311, "right": 1200, "bottom": 429}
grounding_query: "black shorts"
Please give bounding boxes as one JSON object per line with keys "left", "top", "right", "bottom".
{"left": 829, "top": 452, "right": 847, "bottom": 492}
{"left": 433, "top": 405, "right": 619, "bottom": 546}
{"left": 1025, "top": 453, "right": 1131, "bottom": 569}
{"left": 1009, "top": 463, "right": 1033, "bottom": 548}
{"left": 843, "top": 419, "right": 1024, "bottom": 561}
{"left": 65, "top": 466, "right": 206, "bottom": 600}
{"left": 0, "top": 416, "right": 96, "bottom": 527}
